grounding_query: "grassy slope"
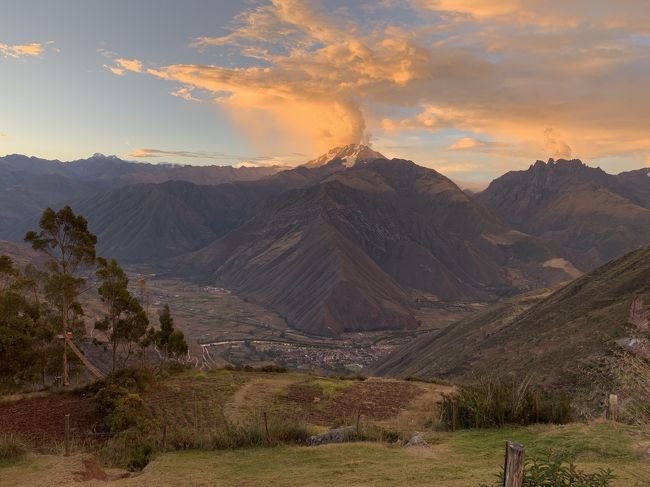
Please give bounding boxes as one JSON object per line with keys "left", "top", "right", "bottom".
{"left": 375, "top": 246, "right": 650, "bottom": 388}
{"left": 2, "top": 422, "right": 649, "bottom": 486}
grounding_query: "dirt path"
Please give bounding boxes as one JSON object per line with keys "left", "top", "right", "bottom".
{"left": 223, "top": 375, "right": 299, "bottom": 425}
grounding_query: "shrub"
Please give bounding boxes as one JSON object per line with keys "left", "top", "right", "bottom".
{"left": 106, "top": 393, "right": 152, "bottom": 432}
{"left": 127, "top": 443, "right": 153, "bottom": 471}
{"left": 440, "top": 375, "right": 572, "bottom": 429}
{"left": 97, "top": 429, "right": 155, "bottom": 471}
{"left": 0, "top": 435, "right": 26, "bottom": 461}
{"left": 480, "top": 451, "right": 615, "bottom": 486}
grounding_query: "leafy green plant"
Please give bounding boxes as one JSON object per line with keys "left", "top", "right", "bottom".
{"left": 480, "top": 450, "right": 615, "bottom": 486}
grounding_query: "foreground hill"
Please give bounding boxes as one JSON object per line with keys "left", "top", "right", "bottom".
{"left": 375, "top": 245, "right": 650, "bottom": 388}
{"left": 1, "top": 369, "right": 648, "bottom": 486}
{"left": 476, "top": 159, "right": 650, "bottom": 269}
{"left": 179, "top": 158, "right": 573, "bottom": 335}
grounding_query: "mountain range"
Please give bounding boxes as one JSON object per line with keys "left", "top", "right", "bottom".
{"left": 2, "top": 146, "right": 650, "bottom": 337}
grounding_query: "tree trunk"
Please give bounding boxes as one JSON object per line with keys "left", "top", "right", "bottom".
{"left": 62, "top": 294, "right": 69, "bottom": 386}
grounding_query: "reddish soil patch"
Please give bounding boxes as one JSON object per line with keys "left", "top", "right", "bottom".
{"left": 73, "top": 456, "right": 109, "bottom": 482}
{"left": 284, "top": 380, "right": 421, "bottom": 425}
{"left": 0, "top": 393, "right": 100, "bottom": 447}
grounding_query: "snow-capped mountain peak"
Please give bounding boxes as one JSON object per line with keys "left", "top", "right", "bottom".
{"left": 304, "top": 144, "right": 387, "bottom": 168}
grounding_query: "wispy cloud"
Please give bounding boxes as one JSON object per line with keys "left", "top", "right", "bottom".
{"left": 105, "top": 58, "right": 143, "bottom": 76}
{"left": 127, "top": 147, "right": 294, "bottom": 166}
{"left": 0, "top": 41, "right": 53, "bottom": 59}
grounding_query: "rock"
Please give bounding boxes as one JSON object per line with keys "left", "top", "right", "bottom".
{"left": 404, "top": 432, "right": 429, "bottom": 448}
{"left": 308, "top": 426, "right": 356, "bottom": 446}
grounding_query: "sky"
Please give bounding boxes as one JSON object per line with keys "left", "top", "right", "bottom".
{"left": 1, "top": 0, "right": 650, "bottom": 185}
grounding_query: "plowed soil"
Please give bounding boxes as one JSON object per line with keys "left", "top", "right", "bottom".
{"left": 0, "top": 393, "right": 99, "bottom": 447}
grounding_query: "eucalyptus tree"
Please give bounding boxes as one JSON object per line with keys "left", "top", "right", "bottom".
{"left": 25, "top": 206, "right": 97, "bottom": 385}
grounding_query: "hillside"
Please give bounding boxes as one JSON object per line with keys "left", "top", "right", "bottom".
{"left": 476, "top": 159, "right": 650, "bottom": 269}
{"left": 375, "top": 245, "right": 650, "bottom": 387}
{"left": 0, "top": 153, "right": 280, "bottom": 241}
{"left": 179, "top": 158, "right": 574, "bottom": 336}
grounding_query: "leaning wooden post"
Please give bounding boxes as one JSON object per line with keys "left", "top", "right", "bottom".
{"left": 503, "top": 441, "right": 525, "bottom": 487}
{"left": 64, "top": 414, "right": 71, "bottom": 456}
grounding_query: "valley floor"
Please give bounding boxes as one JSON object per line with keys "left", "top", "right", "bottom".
{"left": 2, "top": 422, "right": 650, "bottom": 486}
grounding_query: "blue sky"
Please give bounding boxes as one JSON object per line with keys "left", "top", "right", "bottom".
{"left": 2, "top": 0, "right": 649, "bottom": 185}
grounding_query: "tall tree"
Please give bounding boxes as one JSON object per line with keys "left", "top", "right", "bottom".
{"left": 95, "top": 258, "right": 149, "bottom": 371}
{"left": 155, "top": 304, "right": 188, "bottom": 359}
{"left": 25, "top": 206, "right": 97, "bottom": 385}
{"left": 0, "top": 255, "right": 56, "bottom": 390}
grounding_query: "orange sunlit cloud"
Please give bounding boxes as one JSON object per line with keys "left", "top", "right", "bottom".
{"left": 0, "top": 42, "right": 46, "bottom": 59}
{"left": 115, "top": 0, "right": 650, "bottom": 167}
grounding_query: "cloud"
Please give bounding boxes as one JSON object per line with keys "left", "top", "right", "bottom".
{"left": 130, "top": 148, "right": 245, "bottom": 160}
{"left": 170, "top": 87, "right": 203, "bottom": 103}
{"left": 0, "top": 42, "right": 48, "bottom": 59}
{"left": 129, "top": 0, "right": 650, "bottom": 164}
{"left": 105, "top": 58, "right": 143, "bottom": 76}
{"left": 543, "top": 128, "right": 572, "bottom": 159}
{"left": 448, "top": 137, "right": 491, "bottom": 150}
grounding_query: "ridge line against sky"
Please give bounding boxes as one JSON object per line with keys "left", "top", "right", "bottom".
{"left": 1, "top": 0, "right": 650, "bottom": 183}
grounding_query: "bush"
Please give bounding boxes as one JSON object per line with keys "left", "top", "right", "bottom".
{"left": 480, "top": 451, "right": 615, "bottom": 486}
{"left": 97, "top": 429, "right": 155, "bottom": 471}
{"left": 0, "top": 435, "right": 26, "bottom": 461}
{"left": 440, "top": 375, "right": 572, "bottom": 429}
{"left": 127, "top": 443, "right": 153, "bottom": 471}
{"left": 106, "top": 393, "right": 152, "bottom": 432}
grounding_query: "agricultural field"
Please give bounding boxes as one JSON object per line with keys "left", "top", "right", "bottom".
{"left": 122, "top": 272, "right": 482, "bottom": 374}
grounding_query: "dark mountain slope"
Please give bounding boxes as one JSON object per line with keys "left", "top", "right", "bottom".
{"left": 71, "top": 159, "right": 349, "bottom": 263}
{"left": 72, "top": 180, "right": 268, "bottom": 262}
{"left": 179, "top": 158, "right": 576, "bottom": 336}
{"left": 476, "top": 159, "right": 650, "bottom": 269}
{"left": 374, "top": 245, "right": 650, "bottom": 387}
{"left": 0, "top": 153, "right": 281, "bottom": 241}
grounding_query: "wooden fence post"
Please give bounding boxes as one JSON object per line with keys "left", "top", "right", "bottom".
{"left": 451, "top": 399, "right": 458, "bottom": 432}
{"left": 503, "top": 441, "right": 525, "bottom": 487}
{"left": 161, "top": 414, "right": 167, "bottom": 451}
{"left": 64, "top": 414, "right": 70, "bottom": 456}
{"left": 608, "top": 394, "right": 618, "bottom": 422}
{"left": 263, "top": 411, "right": 270, "bottom": 445}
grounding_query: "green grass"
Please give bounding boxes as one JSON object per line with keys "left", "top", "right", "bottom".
{"left": 3, "top": 421, "right": 647, "bottom": 486}
{"left": 309, "top": 378, "right": 355, "bottom": 398}
{"left": 126, "top": 423, "right": 648, "bottom": 487}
